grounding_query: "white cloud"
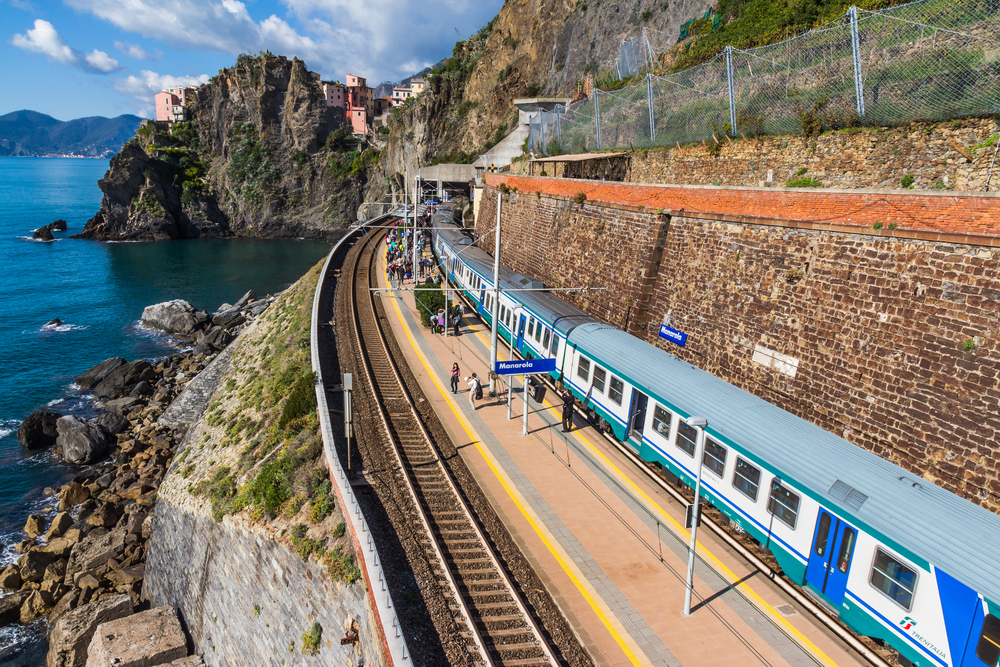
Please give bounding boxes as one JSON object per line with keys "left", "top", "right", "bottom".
{"left": 114, "top": 41, "right": 163, "bottom": 61}
{"left": 8, "top": 0, "right": 36, "bottom": 11}
{"left": 11, "top": 19, "right": 121, "bottom": 73}
{"left": 115, "top": 69, "right": 210, "bottom": 101}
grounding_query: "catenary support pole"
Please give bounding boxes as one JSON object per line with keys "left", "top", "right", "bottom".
{"left": 683, "top": 418, "right": 708, "bottom": 616}
{"left": 413, "top": 175, "right": 419, "bottom": 284}
{"left": 647, "top": 73, "right": 655, "bottom": 142}
{"left": 725, "top": 46, "right": 737, "bottom": 133}
{"left": 522, "top": 374, "right": 528, "bottom": 436}
{"left": 507, "top": 375, "right": 512, "bottom": 420}
{"left": 489, "top": 192, "right": 502, "bottom": 395}
{"left": 849, "top": 6, "right": 866, "bottom": 118}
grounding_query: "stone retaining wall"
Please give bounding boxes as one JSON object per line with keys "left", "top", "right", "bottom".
{"left": 476, "top": 183, "right": 1000, "bottom": 513}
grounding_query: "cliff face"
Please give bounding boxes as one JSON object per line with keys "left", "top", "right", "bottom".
{"left": 79, "top": 55, "right": 371, "bottom": 241}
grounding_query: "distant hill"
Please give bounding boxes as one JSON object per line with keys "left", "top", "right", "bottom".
{"left": 0, "top": 110, "right": 142, "bottom": 158}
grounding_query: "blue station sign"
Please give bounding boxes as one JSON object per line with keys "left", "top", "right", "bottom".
{"left": 495, "top": 358, "right": 556, "bottom": 375}
{"left": 658, "top": 324, "right": 688, "bottom": 347}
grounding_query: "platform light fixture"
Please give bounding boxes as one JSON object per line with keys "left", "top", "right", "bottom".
{"left": 683, "top": 415, "right": 708, "bottom": 617}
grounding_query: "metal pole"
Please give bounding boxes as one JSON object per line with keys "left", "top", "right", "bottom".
{"left": 683, "top": 418, "right": 708, "bottom": 616}
{"left": 413, "top": 175, "right": 419, "bottom": 283}
{"left": 643, "top": 27, "right": 656, "bottom": 72}
{"left": 489, "top": 193, "right": 502, "bottom": 395}
{"left": 556, "top": 106, "right": 562, "bottom": 144}
{"left": 344, "top": 373, "right": 353, "bottom": 472}
{"left": 646, "top": 73, "right": 655, "bottom": 143}
{"left": 522, "top": 374, "right": 528, "bottom": 436}
{"left": 725, "top": 45, "right": 736, "bottom": 133}
{"left": 849, "top": 7, "right": 866, "bottom": 118}
{"left": 594, "top": 90, "right": 602, "bottom": 150}
{"left": 507, "top": 375, "right": 512, "bottom": 420}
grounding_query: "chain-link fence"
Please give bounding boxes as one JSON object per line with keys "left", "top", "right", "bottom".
{"left": 529, "top": 0, "right": 1000, "bottom": 155}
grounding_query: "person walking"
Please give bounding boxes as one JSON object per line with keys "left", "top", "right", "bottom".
{"left": 451, "top": 310, "right": 461, "bottom": 337}
{"left": 467, "top": 373, "right": 481, "bottom": 410}
{"left": 450, "top": 363, "right": 460, "bottom": 394}
{"left": 560, "top": 386, "right": 575, "bottom": 432}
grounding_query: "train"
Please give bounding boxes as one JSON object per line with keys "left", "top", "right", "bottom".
{"left": 431, "top": 222, "right": 1000, "bottom": 667}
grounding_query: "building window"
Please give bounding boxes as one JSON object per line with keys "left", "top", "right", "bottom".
{"left": 676, "top": 421, "right": 697, "bottom": 456}
{"left": 576, "top": 356, "right": 590, "bottom": 382}
{"left": 651, "top": 405, "right": 672, "bottom": 438}
{"left": 733, "top": 457, "right": 761, "bottom": 501}
{"left": 608, "top": 377, "right": 624, "bottom": 405}
{"left": 703, "top": 438, "right": 727, "bottom": 477}
{"left": 767, "top": 480, "right": 800, "bottom": 529}
{"left": 592, "top": 366, "right": 606, "bottom": 393}
{"left": 869, "top": 548, "right": 917, "bottom": 610}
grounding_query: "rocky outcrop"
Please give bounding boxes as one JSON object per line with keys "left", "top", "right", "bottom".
{"left": 77, "top": 54, "right": 367, "bottom": 242}
{"left": 85, "top": 606, "right": 187, "bottom": 667}
{"left": 18, "top": 410, "right": 61, "bottom": 450}
{"left": 56, "top": 417, "right": 108, "bottom": 465}
{"left": 93, "top": 361, "right": 157, "bottom": 400}
{"left": 46, "top": 595, "right": 133, "bottom": 667}
{"left": 140, "top": 299, "right": 206, "bottom": 336}
{"left": 33, "top": 226, "right": 55, "bottom": 241}
{"left": 76, "top": 358, "right": 126, "bottom": 390}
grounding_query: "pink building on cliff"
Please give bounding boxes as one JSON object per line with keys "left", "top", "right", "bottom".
{"left": 154, "top": 87, "right": 190, "bottom": 123}
{"left": 322, "top": 74, "right": 374, "bottom": 135}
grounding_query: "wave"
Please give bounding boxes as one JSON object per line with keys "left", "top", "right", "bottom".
{"left": 38, "top": 322, "right": 89, "bottom": 333}
{"left": 0, "top": 615, "right": 45, "bottom": 661}
{"left": 0, "top": 419, "right": 20, "bottom": 439}
{"left": 16, "top": 235, "right": 61, "bottom": 243}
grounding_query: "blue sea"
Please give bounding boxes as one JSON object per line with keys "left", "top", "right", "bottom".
{"left": 0, "top": 157, "right": 332, "bottom": 664}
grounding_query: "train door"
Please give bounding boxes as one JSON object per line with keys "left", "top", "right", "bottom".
{"left": 628, "top": 390, "right": 648, "bottom": 443}
{"left": 478, "top": 289, "right": 486, "bottom": 314}
{"left": 516, "top": 315, "right": 527, "bottom": 351}
{"left": 805, "top": 509, "right": 858, "bottom": 607}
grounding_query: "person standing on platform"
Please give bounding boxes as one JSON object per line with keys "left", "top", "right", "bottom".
{"left": 467, "top": 373, "right": 481, "bottom": 409}
{"left": 560, "top": 387, "right": 575, "bottom": 432}
{"left": 451, "top": 310, "right": 461, "bottom": 337}
{"left": 450, "top": 363, "right": 460, "bottom": 394}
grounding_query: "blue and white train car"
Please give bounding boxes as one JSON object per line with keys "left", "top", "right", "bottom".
{"left": 432, "top": 223, "right": 1000, "bottom": 667}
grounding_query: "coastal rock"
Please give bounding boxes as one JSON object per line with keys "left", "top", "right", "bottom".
{"left": 233, "top": 289, "right": 256, "bottom": 309}
{"left": 211, "top": 307, "right": 244, "bottom": 329}
{"left": 46, "top": 594, "right": 132, "bottom": 667}
{"left": 46, "top": 512, "right": 75, "bottom": 540}
{"left": 247, "top": 299, "right": 271, "bottom": 316}
{"left": 44, "top": 560, "right": 67, "bottom": 583}
{"left": 42, "top": 538, "right": 75, "bottom": 560}
{"left": 84, "top": 504, "right": 121, "bottom": 529}
{"left": 168, "top": 657, "right": 205, "bottom": 667}
{"left": 56, "top": 417, "right": 108, "bottom": 465}
{"left": 50, "top": 220, "right": 68, "bottom": 231}
{"left": 21, "top": 589, "right": 53, "bottom": 623}
{"left": 34, "top": 226, "right": 55, "bottom": 241}
{"left": 48, "top": 591, "right": 77, "bottom": 625}
{"left": 65, "top": 527, "right": 126, "bottom": 584}
{"left": 141, "top": 300, "right": 205, "bottom": 336}
{"left": 24, "top": 514, "right": 46, "bottom": 538}
{"left": 95, "top": 412, "right": 127, "bottom": 436}
{"left": 129, "top": 380, "right": 153, "bottom": 397}
{"left": 18, "top": 411, "right": 61, "bottom": 450}
{"left": 101, "top": 397, "right": 141, "bottom": 414}
{"left": 58, "top": 483, "right": 91, "bottom": 510}
{"left": 44, "top": 318, "right": 64, "bottom": 328}
{"left": 85, "top": 606, "right": 186, "bottom": 667}
{"left": 93, "top": 361, "right": 156, "bottom": 400}
{"left": 0, "top": 564, "right": 22, "bottom": 591}
{"left": 75, "top": 358, "right": 126, "bottom": 391}
{"left": 19, "top": 549, "right": 57, "bottom": 582}
{"left": 0, "top": 591, "right": 30, "bottom": 626}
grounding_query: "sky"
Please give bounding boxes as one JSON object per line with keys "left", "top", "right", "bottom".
{"left": 0, "top": 0, "right": 502, "bottom": 120}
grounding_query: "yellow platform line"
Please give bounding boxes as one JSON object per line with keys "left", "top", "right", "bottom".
{"left": 379, "top": 248, "right": 650, "bottom": 666}
{"left": 459, "top": 283, "right": 839, "bottom": 667}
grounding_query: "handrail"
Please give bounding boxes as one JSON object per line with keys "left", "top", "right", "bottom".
{"left": 312, "top": 215, "right": 411, "bottom": 666}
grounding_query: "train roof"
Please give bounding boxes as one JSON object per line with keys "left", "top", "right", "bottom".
{"left": 568, "top": 322, "right": 1000, "bottom": 604}
{"left": 436, "top": 226, "right": 596, "bottom": 335}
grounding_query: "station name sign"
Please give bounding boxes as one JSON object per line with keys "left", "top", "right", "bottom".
{"left": 658, "top": 324, "right": 688, "bottom": 347}
{"left": 494, "top": 358, "right": 556, "bottom": 375}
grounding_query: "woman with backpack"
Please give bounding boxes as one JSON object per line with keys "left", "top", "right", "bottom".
{"left": 450, "top": 363, "right": 460, "bottom": 394}
{"left": 466, "top": 373, "right": 482, "bottom": 409}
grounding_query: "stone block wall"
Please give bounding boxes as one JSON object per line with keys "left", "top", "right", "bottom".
{"left": 476, "top": 181, "right": 1000, "bottom": 513}
{"left": 145, "top": 502, "right": 381, "bottom": 667}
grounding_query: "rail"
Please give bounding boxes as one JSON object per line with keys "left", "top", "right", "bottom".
{"left": 312, "top": 215, "right": 411, "bottom": 666}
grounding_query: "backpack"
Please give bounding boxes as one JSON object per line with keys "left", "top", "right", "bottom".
{"left": 474, "top": 380, "right": 483, "bottom": 400}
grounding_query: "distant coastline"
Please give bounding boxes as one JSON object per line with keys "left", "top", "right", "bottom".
{"left": 5, "top": 154, "right": 115, "bottom": 159}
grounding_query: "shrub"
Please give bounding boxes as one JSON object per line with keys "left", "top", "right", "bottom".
{"left": 414, "top": 281, "right": 446, "bottom": 328}
{"left": 572, "top": 192, "right": 587, "bottom": 204}
{"left": 332, "top": 522, "right": 346, "bottom": 538}
{"left": 301, "top": 622, "right": 322, "bottom": 655}
{"left": 964, "top": 339, "right": 977, "bottom": 352}
{"left": 796, "top": 167, "right": 808, "bottom": 176}
{"left": 308, "top": 481, "right": 334, "bottom": 523}
{"left": 323, "top": 545, "right": 360, "bottom": 583}
{"left": 900, "top": 174, "right": 914, "bottom": 188}
{"left": 786, "top": 177, "right": 822, "bottom": 188}
{"left": 278, "top": 372, "right": 317, "bottom": 430}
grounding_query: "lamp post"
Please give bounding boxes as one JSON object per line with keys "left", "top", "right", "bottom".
{"left": 683, "top": 415, "right": 708, "bottom": 617}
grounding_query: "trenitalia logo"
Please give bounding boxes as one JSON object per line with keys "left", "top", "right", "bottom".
{"left": 899, "top": 617, "right": 948, "bottom": 660}
{"left": 899, "top": 617, "right": 916, "bottom": 630}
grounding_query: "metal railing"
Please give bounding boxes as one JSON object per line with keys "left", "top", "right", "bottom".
{"left": 529, "top": 0, "right": 1000, "bottom": 155}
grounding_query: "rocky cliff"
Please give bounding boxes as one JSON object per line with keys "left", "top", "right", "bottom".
{"left": 79, "top": 54, "right": 373, "bottom": 241}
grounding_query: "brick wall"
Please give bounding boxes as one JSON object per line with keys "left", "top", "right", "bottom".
{"left": 476, "top": 183, "right": 1000, "bottom": 513}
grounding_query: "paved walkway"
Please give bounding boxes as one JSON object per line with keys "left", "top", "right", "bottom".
{"left": 376, "top": 246, "right": 866, "bottom": 667}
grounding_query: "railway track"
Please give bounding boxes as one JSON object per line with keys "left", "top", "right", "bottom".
{"left": 347, "top": 229, "right": 558, "bottom": 667}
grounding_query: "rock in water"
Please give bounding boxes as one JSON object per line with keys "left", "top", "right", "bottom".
{"left": 233, "top": 289, "right": 256, "bottom": 309}
{"left": 75, "top": 357, "right": 126, "bottom": 390}
{"left": 50, "top": 220, "right": 68, "bottom": 231}
{"left": 92, "top": 361, "right": 156, "bottom": 400}
{"left": 0, "top": 591, "right": 29, "bottom": 626}
{"left": 46, "top": 594, "right": 132, "bottom": 667}
{"left": 33, "top": 226, "right": 55, "bottom": 241}
{"left": 55, "top": 416, "right": 108, "bottom": 465}
{"left": 140, "top": 299, "right": 205, "bottom": 335}
{"left": 19, "top": 411, "right": 61, "bottom": 450}
{"left": 43, "top": 318, "right": 63, "bottom": 329}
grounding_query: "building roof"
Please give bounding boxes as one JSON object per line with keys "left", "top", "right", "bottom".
{"left": 567, "top": 321, "right": 1000, "bottom": 605}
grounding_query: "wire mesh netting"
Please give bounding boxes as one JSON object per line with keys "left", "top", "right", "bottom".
{"left": 529, "top": 0, "right": 1000, "bottom": 156}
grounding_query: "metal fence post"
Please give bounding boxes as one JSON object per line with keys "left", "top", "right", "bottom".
{"left": 643, "top": 27, "right": 656, "bottom": 72}
{"left": 594, "top": 91, "right": 602, "bottom": 150}
{"left": 646, "top": 73, "right": 655, "bottom": 143}
{"left": 725, "top": 45, "right": 737, "bottom": 133}
{"left": 849, "top": 6, "right": 866, "bottom": 118}
{"left": 556, "top": 106, "right": 562, "bottom": 145}
{"left": 540, "top": 112, "right": 547, "bottom": 155}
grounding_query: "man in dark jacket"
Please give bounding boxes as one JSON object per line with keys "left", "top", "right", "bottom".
{"left": 561, "top": 387, "right": 574, "bottom": 433}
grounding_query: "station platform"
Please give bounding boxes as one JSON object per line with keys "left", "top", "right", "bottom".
{"left": 376, "top": 247, "right": 868, "bottom": 667}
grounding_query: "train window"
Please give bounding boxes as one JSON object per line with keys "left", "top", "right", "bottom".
{"left": 542, "top": 328, "right": 551, "bottom": 350}
{"left": 977, "top": 614, "right": 1000, "bottom": 666}
{"left": 651, "top": 405, "right": 672, "bottom": 438}
{"left": 869, "top": 548, "right": 917, "bottom": 610}
{"left": 535, "top": 324, "right": 543, "bottom": 343}
{"left": 733, "top": 457, "right": 761, "bottom": 502}
{"left": 676, "top": 421, "right": 697, "bottom": 457}
{"left": 592, "top": 366, "right": 606, "bottom": 393}
{"left": 577, "top": 356, "right": 591, "bottom": 382}
{"left": 528, "top": 318, "right": 535, "bottom": 338}
{"left": 551, "top": 336, "right": 560, "bottom": 358}
{"left": 837, "top": 528, "right": 856, "bottom": 573}
{"left": 608, "top": 376, "right": 624, "bottom": 405}
{"left": 703, "top": 438, "right": 727, "bottom": 477}
{"left": 814, "top": 514, "right": 832, "bottom": 557}
{"left": 767, "top": 481, "right": 800, "bottom": 529}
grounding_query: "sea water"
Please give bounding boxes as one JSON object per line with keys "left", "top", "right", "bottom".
{"left": 0, "top": 157, "right": 332, "bottom": 664}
